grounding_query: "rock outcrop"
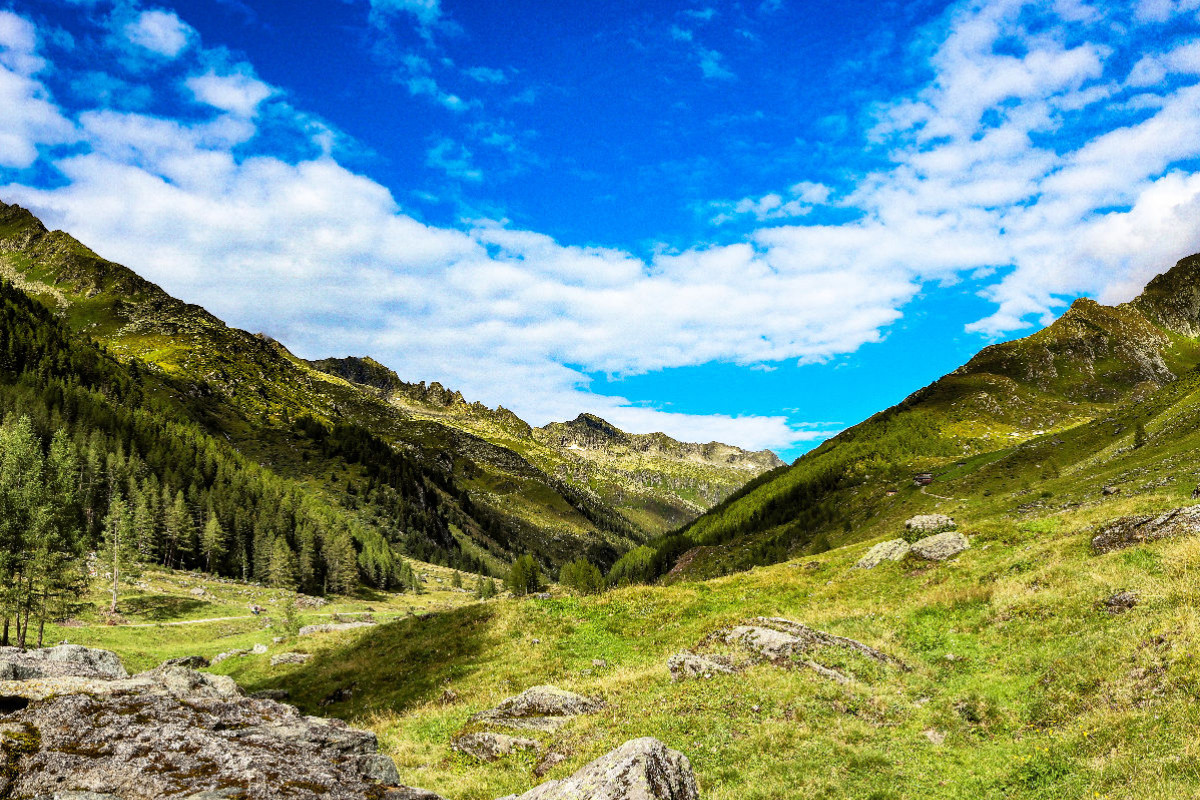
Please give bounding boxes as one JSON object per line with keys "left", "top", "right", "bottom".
{"left": 0, "top": 645, "right": 428, "bottom": 800}
{"left": 910, "top": 532, "right": 970, "bottom": 561}
{"left": 298, "top": 621, "right": 377, "bottom": 636}
{"left": 855, "top": 539, "right": 911, "bottom": 569}
{"left": 904, "top": 514, "right": 956, "bottom": 536}
{"left": 270, "top": 652, "right": 313, "bottom": 666}
{"left": 471, "top": 685, "right": 603, "bottom": 732}
{"left": 714, "top": 617, "right": 906, "bottom": 683}
{"left": 499, "top": 737, "right": 698, "bottom": 800}
{"left": 667, "top": 653, "right": 734, "bottom": 681}
{"left": 1091, "top": 505, "right": 1200, "bottom": 553}
{"left": 451, "top": 731, "right": 541, "bottom": 762}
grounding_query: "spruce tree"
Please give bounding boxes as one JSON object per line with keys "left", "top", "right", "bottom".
{"left": 201, "top": 512, "right": 227, "bottom": 574}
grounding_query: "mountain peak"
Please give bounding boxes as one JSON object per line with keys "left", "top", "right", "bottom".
{"left": 1131, "top": 253, "right": 1200, "bottom": 338}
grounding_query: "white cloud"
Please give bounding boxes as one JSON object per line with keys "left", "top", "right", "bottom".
{"left": 463, "top": 66, "right": 506, "bottom": 84}
{"left": 0, "top": 11, "right": 75, "bottom": 168}
{"left": 123, "top": 10, "right": 194, "bottom": 58}
{"left": 369, "top": 0, "right": 441, "bottom": 29}
{"left": 186, "top": 70, "right": 274, "bottom": 117}
{"left": 426, "top": 137, "right": 482, "bottom": 181}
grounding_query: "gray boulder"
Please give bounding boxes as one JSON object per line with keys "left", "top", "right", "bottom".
{"left": 905, "top": 514, "right": 956, "bottom": 536}
{"left": 667, "top": 653, "right": 734, "bottom": 681}
{"left": 910, "top": 532, "right": 970, "bottom": 561}
{"left": 161, "top": 655, "right": 210, "bottom": 670}
{"left": 1092, "top": 505, "right": 1200, "bottom": 553}
{"left": 1104, "top": 591, "right": 1140, "bottom": 613}
{"left": 855, "top": 539, "right": 911, "bottom": 569}
{"left": 270, "top": 652, "right": 313, "bottom": 666}
{"left": 720, "top": 617, "right": 906, "bottom": 681}
{"left": 0, "top": 645, "right": 127, "bottom": 681}
{"left": 452, "top": 731, "right": 541, "bottom": 762}
{"left": 504, "top": 737, "right": 698, "bottom": 800}
{"left": 473, "top": 685, "right": 602, "bottom": 731}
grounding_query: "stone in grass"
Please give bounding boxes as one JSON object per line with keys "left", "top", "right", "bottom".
{"left": 910, "top": 532, "right": 970, "bottom": 561}
{"left": 270, "top": 652, "right": 313, "bottom": 666}
{"left": 904, "top": 514, "right": 956, "bottom": 536}
{"left": 452, "top": 731, "right": 541, "bottom": 762}
{"left": 499, "top": 737, "right": 698, "bottom": 800}
{"left": 1104, "top": 591, "right": 1139, "bottom": 614}
{"left": 667, "top": 653, "right": 735, "bottom": 681}
{"left": 472, "top": 685, "right": 603, "bottom": 731}
{"left": 1091, "top": 505, "right": 1200, "bottom": 554}
{"left": 855, "top": 539, "right": 911, "bottom": 569}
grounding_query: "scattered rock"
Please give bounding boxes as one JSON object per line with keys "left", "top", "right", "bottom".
{"left": 1102, "top": 485, "right": 1122, "bottom": 496}
{"left": 440, "top": 688, "right": 459, "bottom": 705}
{"left": 1092, "top": 506, "right": 1200, "bottom": 553}
{"left": 210, "top": 648, "right": 248, "bottom": 665}
{"left": 591, "top": 659, "right": 608, "bottom": 669}
{"left": 250, "top": 644, "right": 269, "bottom": 655}
{"left": 717, "top": 617, "right": 906, "bottom": 682}
{"left": 298, "top": 621, "right": 376, "bottom": 636}
{"left": 923, "top": 729, "right": 946, "bottom": 745}
{"left": 904, "top": 514, "right": 956, "bottom": 536}
{"left": 503, "top": 737, "right": 698, "bottom": 800}
{"left": 910, "top": 531, "right": 970, "bottom": 561}
{"left": 161, "top": 655, "right": 210, "bottom": 670}
{"left": 1193, "top": 485, "right": 1200, "bottom": 500}
{"left": 0, "top": 648, "right": 408, "bottom": 799}
{"left": 383, "top": 789, "right": 449, "bottom": 800}
{"left": 534, "top": 751, "right": 569, "bottom": 777}
{"left": 667, "top": 653, "right": 735, "bottom": 681}
{"left": 451, "top": 731, "right": 541, "bottom": 762}
{"left": 295, "top": 594, "right": 328, "bottom": 609}
{"left": 472, "top": 685, "right": 602, "bottom": 731}
{"left": 1104, "top": 591, "right": 1140, "bottom": 614}
{"left": 855, "top": 539, "right": 911, "bottom": 569}
{"left": 0, "top": 644, "right": 128, "bottom": 681}
{"left": 531, "top": 593, "right": 552, "bottom": 600}
{"left": 270, "top": 652, "right": 312, "bottom": 666}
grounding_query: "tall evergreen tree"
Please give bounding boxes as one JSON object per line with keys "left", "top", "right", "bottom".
{"left": 201, "top": 511, "right": 227, "bottom": 574}
{"left": 100, "top": 496, "right": 138, "bottom": 614}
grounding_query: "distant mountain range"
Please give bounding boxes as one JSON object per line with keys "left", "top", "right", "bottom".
{"left": 0, "top": 199, "right": 780, "bottom": 575}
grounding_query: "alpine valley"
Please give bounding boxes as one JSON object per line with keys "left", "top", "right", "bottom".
{"left": 5, "top": 199, "right": 1200, "bottom": 800}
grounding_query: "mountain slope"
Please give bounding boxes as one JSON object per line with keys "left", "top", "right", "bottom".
{"left": 622, "top": 253, "right": 1200, "bottom": 580}
{"left": 0, "top": 199, "right": 779, "bottom": 574}
{"left": 309, "top": 358, "right": 784, "bottom": 534}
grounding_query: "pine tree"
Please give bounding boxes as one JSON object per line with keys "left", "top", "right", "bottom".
{"left": 201, "top": 511, "right": 227, "bottom": 574}
{"left": 269, "top": 535, "right": 298, "bottom": 589}
{"left": 507, "top": 555, "right": 543, "bottom": 597}
{"left": 451, "top": 571, "right": 463, "bottom": 589}
{"left": 560, "top": 558, "right": 603, "bottom": 595}
{"left": 100, "top": 496, "right": 138, "bottom": 614}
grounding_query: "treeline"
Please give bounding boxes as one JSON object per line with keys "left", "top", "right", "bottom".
{"left": 0, "top": 280, "right": 444, "bottom": 609}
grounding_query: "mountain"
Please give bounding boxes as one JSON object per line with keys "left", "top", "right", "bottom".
{"left": 619, "top": 252, "right": 1200, "bottom": 580}
{"left": 0, "top": 199, "right": 778, "bottom": 577}
{"left": 308, "top": 357, "right": 784, "bottom": 534}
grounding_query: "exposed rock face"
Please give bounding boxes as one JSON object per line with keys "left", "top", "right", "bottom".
{"left": 904, "top": 514, "right": 956, "bottom": 536}
{"left": 161, "top": 656, "right": 210, "bottom": 670}
{"left": 667, "top": 653, "right": 734, "bottom": 681}
{"left": 0, "top": 646, "right": 415, "bottom": 800}
{"left": 910, "top": 532, "right": 970, "bottom": 561}
{"left": 1092, "top": 506, "right": 1200, "bottom": 553}
{"left": 855, "top": 539, "right": 911, "bottom": 569}
{"left": 451, "top": 731, "right": 541, "bottom": 762}
{"left": 502, "top": 738, "right": 698, "bottom": 800}
{"left": 472, "top": 685, "right": 603, "bottom": 732}
{"left": 0, "top": 644, "right": 128, "bottom": 681}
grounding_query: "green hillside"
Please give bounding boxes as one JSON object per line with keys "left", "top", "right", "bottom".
{"left": 616, "top": 255, "right": 1200, "bottom": 581}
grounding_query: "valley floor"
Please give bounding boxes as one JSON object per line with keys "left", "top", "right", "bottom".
{"left": 59, "top": 484, "right": 1200, "bottom": 799}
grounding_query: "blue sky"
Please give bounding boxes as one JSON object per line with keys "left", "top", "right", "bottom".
{"left": 2, "top": 0, "right": 1200, "bottom": 459}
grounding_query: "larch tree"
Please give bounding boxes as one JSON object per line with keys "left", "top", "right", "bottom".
{"left": 100, "top": 496, "right": 138, "bottom": 614}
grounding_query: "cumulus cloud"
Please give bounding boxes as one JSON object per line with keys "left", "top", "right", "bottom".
{"left": 0, "top": 10, "right": 75, "bottom": 168}
{"left": 123, "top": 9, "right": 194, "bottom": 58}
{"left": 186, "top": 70, "right": 274, "bottom": 117}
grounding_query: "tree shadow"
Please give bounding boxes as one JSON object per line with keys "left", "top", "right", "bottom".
{"left": 245, "top": 603, "right": 496, "bottom": 719}
{"left": 122, "top": 594, "right": 211, "bottom": 621}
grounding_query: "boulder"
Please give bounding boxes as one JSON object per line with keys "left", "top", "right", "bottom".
{"left": 472, "top": 685, "right": 602, "bottom": 731}
{"left": 250, "top": 644, "right": 268, "bottom": 655}
{"left": 667, "top": 653, "right": 734, "bottom": 681}
{"left": 161, "top": 655, "right": 210, "bottom": 670}
{"left": 719, "top": 617, "right": 906, "bottom": 681}
{"left": 298, "top": 621, "right": 376, "bottom": 636}
{"left": 504, "top": 737, "right": 698, "bottom": 800}
{"left": 910, "top": 532, "right": 970, "bottom": 561}
{"left": 855, "top": 539, "right": 911, "bottom": 569}
{"left": 270, "top": 652, "right": 313, "bottom": 666}
{"left": 1092, "top": 506, "right": 1200, "bottom": 553}
{"left": 904, "top": 514, "right": 956, "bottom": 536}
{"left": 0, "top": 652, "right": 410, "bottom": 800}
{"left": 1102, "top": 485, "right": 1121, "bottom": 496}
{"left": 452, "top": 731, "right": 541, "bottom": 762}
{"left": 0, "top": 645, "right": 127, "bottom": 681}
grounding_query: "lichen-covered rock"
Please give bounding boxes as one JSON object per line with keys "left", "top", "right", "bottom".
{"left": 0, "top": 649, "right": 410, "bottom": 799}
{"left": 451, "top": 731, "right": 541, "bottom": 762}
{"left": 1104, "top": 591, "right": 1140, "bottom": 613}
{"left": 667, "top": 653, "right": 734, "bottom": 681}
{"left": 904, "top": 514, "right": 956, "bottom": 536}
{"left": 0, "top": 645, "right": 127, "bottom": 681}
{"left": 161, "top": 656, "right": 210, "bottom": 670}
{"left": 1092, "top": 505, "right": 1200, "bottom": 553}
{"left": 855, "top": 539, "right": 911, "bottom": 569}
{"left": 270, "top": 652, "right": 312, "bottom": 666}
{"left": 298, "top": 621, "right": 376, "bottom": 636}
{"left": 910, "top": 532, "right": 970, "bottom": 561}
{"left": 505, "top": 737, "right": 698, "bottom": 800}
{"left": 472, "top": 686, "right": 602, "bottom": 731}
{"left": 718, "top": 617, "right": 906, "bottom": 681}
